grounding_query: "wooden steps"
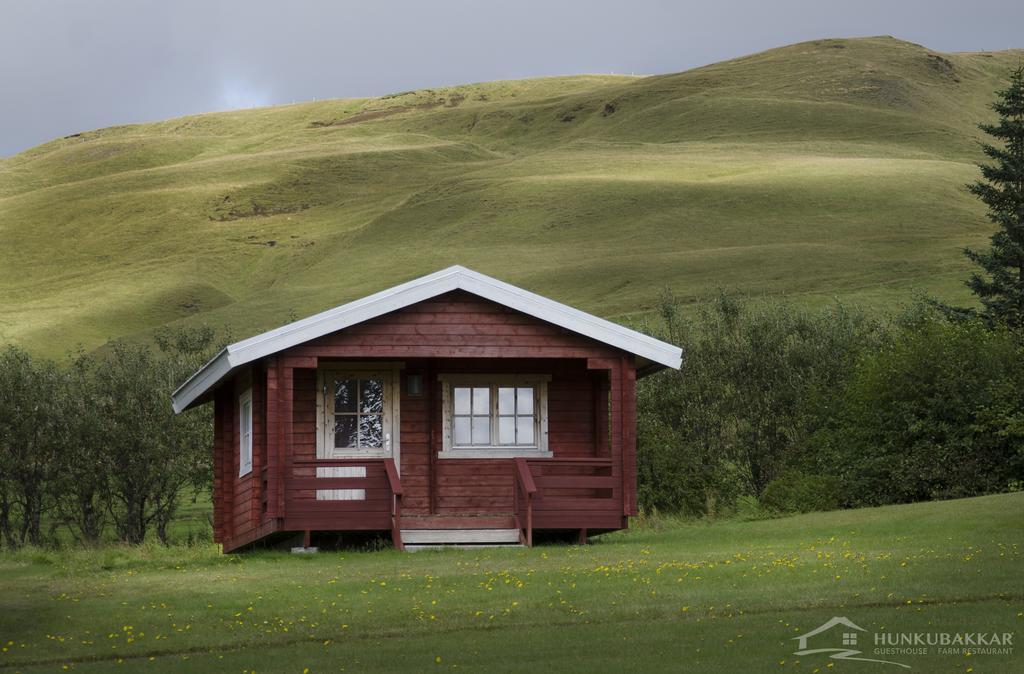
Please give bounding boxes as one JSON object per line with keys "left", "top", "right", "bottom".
{"left": 401, "top": 527, "right": 522, "bottom": 550}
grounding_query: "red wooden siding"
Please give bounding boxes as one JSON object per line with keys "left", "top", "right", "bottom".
{"left": 211, "top": 388, "right": 225, "bottom": 541}
{"left": 286, "top": 291, "right": 622, "bottom": 361}
{"left": 213, "top": 368, "right": 266, "bottom": 546}
{"left": 281, "top": 358, "right": 607, "bottom": 516}
{"left": 211, "top": 290, "right": 640, "bottom": 550}
{"left": 426, "top": 359, "right": 604, "bottom": 516}
{"left": 398, "top": 369, "right": 431, "bottom": 512}
{"left": 291, "top": 367, "right": 317, "bottom": 461}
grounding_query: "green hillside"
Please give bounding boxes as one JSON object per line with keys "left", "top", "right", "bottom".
{"left": 1, "top": 36, "right": 1021, "bottom": 356}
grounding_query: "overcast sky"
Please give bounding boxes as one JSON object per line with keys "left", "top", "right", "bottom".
{"left": 1, "top": 0, "right": 1022, "bottom": 157}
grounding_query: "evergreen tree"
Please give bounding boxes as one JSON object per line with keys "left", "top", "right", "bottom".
{"left": 964, "top": 66, "right": 1024, "bottom": 326}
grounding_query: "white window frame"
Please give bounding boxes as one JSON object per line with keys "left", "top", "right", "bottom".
{"left": 315, "top": 363, "right": 402, "bottom": 464}
{"left": 438, "top": 374, "right": 551, "bottom": 459}
{"left": 238, "top": 388, "right": 253, "bottom": 477}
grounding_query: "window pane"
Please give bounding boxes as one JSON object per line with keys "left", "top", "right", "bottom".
{"left": 517, "top": 416, "right": 534, "bottom": 445}
{"left": 472, "top": 416, "right": 490, "bottom": 444}
{"left": 334, "top": 415, "right": 358, "bottom": 448}
{"left": 472, "top": 387, "right": 489, "bottom": 413}
{"left": 334, "top": 379, "right": 357, "bottom": 413}
{"left": 359, "top": 414, "right": 383, "bottom": 448}
{"left": 498, "top": 416, "right": 515, "bottom": 445}
{"left": 454, "top": 416, "right": 471, "bottom": 445}
{"left": 498, "top": 387, "right": 515, "bottom": 415}
{"left": 360, "top": 378, "right": 384, "bottom": 413}
{"left": 516, "top": 387, "right": 534, "bottom": 415}
{"left": 241, "top": 401, "right": 252, "bottom": 461}
{"left": 453, "top": 387, "right": 471, "bottom": 415}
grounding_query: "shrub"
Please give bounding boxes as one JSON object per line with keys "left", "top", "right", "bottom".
{"left": 0, "top": 327, "right": 221, "bottom": 549}
{"left": 761, "top": 470, "right": 842, "bottom": 513}
{"left": 818, "top": 313, "right": 1024, "bottom": 506}
{"left": 0, "top": 347, "right": 63, "bottom": 548}
{"left": 637, "top": 290, "right": 879, "bottom": 514}
{"left": 732, "top": 495, "right": 776, "bottom": 521}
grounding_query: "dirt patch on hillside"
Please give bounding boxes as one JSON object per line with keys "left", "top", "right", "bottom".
{"left": 209, "top": 193, "right": 311, "bottom": 222}
{"left": 309, "top": 109, "right": 400, "bottom": 128}
{"left": 925, "top": 53, "right": 958, "bottom": 81}
{"left": 308, "top": 92, "right": 465, "bottom": 129}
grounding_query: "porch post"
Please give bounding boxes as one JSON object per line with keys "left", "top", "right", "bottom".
{"left": 609, "top": 360, "right": 624, "bottom": 516}
{"left": 621, "top": 356, "right": 637, "bottom": 517}
{"left": 428, "top": 361, "right": 438, "bottom": 514}
{"left": 265, "top": 359, "right": 279, "bottom": 520}
{"left": 588, "top": 357, "right": 623, "bottom": 517}
{"left": 594, "top": 370, "right": 610, "bottom": 458}
{"left": 279, "top": 361, "right": 293, "bottom": 519}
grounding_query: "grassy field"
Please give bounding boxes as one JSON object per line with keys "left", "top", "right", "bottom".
{"left": 0, "top": 492, "right": 1020, "bottom": 673}
{"left": 2, "top": 37, "right": 1023, "bottom": 357}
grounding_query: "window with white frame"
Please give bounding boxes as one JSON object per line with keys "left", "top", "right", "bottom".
{"left": 440, "top": 375, "right": 550, "bottom": 458}
{"left": 315, "top": 365, "right": 402, "bottom": 460}
{"left": 239, "top": 389, "right": 253, "bottom": 477}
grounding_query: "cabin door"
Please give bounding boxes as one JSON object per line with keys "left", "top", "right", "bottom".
{"left": 319, "top": 368, "right": 400, "bottom": 467}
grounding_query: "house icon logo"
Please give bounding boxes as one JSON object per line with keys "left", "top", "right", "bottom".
{"left": 793, "top": 617, "right": 910, "bottom": 669}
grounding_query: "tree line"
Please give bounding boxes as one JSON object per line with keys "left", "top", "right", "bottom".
{"left": 638, "top": 67, "right": 1024, "bottom": 516}
{"left": 0, "top": 328, "right": 218, "bottom": 549}
{"left": 636, "top": 295, "right": 1024, "bottom": 516}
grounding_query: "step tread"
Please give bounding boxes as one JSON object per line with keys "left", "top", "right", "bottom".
{"left": 406, "top": 544, "right": 524, "bottom": 552}
{"left": 400, "top": 528, "right": 521, "bottom": 544}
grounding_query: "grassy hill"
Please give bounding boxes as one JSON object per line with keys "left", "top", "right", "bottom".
{"left": 1, "top": 36, "right": 1022, "bottom": 356}
{"left": 1, "top": 492, "right": 1021, "bottom": 672}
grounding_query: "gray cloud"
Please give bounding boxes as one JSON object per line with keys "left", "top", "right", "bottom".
{"left": 1, "top": 0, "right": 1022, "bottom": 156}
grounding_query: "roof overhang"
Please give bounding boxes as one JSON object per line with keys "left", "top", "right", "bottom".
{"left": 171, "top": 266, "right": 682, "bottom": 413}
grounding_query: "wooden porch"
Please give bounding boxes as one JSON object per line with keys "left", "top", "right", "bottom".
{"left": 221, "top": 455, "right": 625, "bottom": 553}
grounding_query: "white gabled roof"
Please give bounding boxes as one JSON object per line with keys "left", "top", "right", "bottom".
{"left": 171, "top": 266, "right": 681, "bottom": 412}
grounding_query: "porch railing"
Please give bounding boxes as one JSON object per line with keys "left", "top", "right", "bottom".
{"left": 513, "top": 458, "right": 537, "bottom": 546}
{"left": 515, "top": 457, "right": 617, "bottom": 546}
{"left": 284, "top": 457, "right": 403, "bottom": 550}
{"left": 383, "top": 458, "right": 404, "bottom": 551}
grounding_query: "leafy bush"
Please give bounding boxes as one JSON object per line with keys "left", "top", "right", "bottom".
{"left": 761, "top": 470, "right": 842, "bottom": 513}
{"left": 638, "top": 293, "right": 1024, "bottom": 516}
{"left": 0, "top": 348, "right": 63, "bottom": 547}
{"left": 0, "top": 327, "right": 222, "bottom": 549}
{"left": 818, "top": 313, "right": 1024, "bottom": 506}
{"left": 732, "top": 495, "right": 776, "bottom": 521}
{"left": 637, "top": 290, "right": 879, "bottom": 515}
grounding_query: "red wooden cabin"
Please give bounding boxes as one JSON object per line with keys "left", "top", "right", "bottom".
{"left": 172, "top": 267, "right": 681, "bottom": 552}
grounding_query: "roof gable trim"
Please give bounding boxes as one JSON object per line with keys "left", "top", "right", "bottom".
{"left": 172, "top": 266, "right": 681, "bottom": 412}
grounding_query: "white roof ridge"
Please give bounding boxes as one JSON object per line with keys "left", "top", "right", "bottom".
{"left": 226, "top": 265, "right": 466, "bottom": 355}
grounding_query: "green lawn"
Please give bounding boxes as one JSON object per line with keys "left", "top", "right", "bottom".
{"left": 2, "top": 37, "right": 1024, "bottom": 357}
{"left": 1, "top": 493, "right": 1021, "bottom": 673}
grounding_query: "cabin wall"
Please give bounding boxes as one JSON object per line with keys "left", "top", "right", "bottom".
{"left": 436, "top": 358, "right": 600, "bottom": 515}
{"left": 212, "top": 368, "right": 265, "bottom": 546}
{"left": 211, "top": 389, "right": 225, "bottom": 542}
{"left": 209, "top": 290, "right": 637, "bottom": 547}
{"left": 291, "top": 367, "right": 317, "bottom": 461}
{"left": 396, "top": 366, "right": 431, "bottom": 512}
{"left": 278, "top": 291, "right": 627, "bottom": 519}
{"left": 286, "top": 358, "right": 606, "bottom": 516}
